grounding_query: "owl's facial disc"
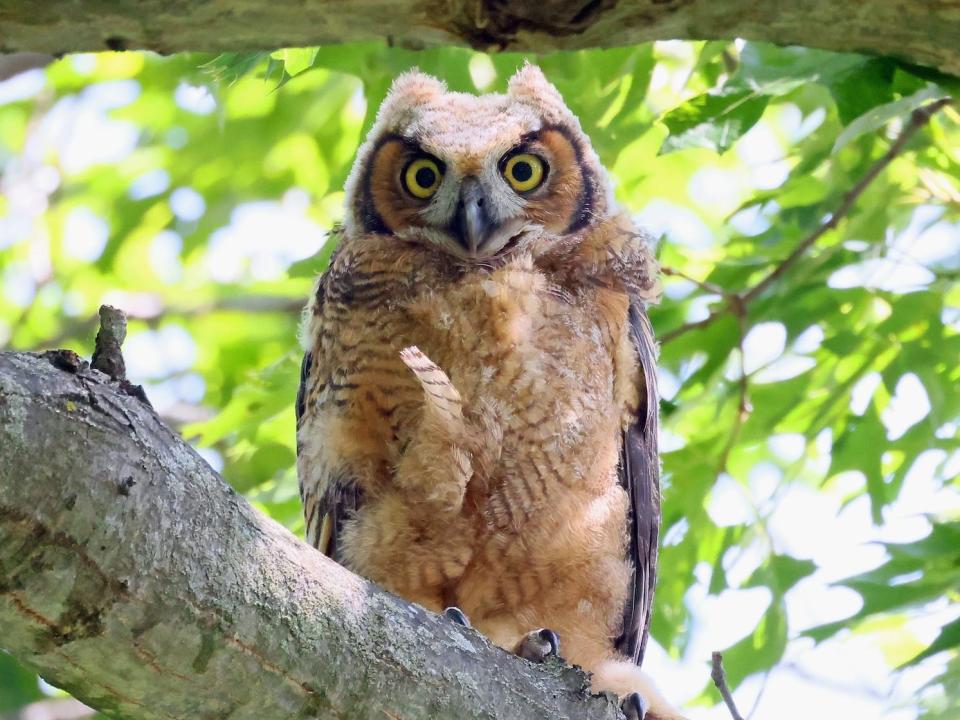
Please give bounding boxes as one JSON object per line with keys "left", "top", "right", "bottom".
{"left": 348, "top": 67, "right": 613, "bottom": 260}
{"left": 360, "top": 122, "right": 599, "bottom": 263}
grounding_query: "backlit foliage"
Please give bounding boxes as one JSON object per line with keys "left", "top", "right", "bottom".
{"left": 1, "top": 41, "right": 957, "bottom": 718}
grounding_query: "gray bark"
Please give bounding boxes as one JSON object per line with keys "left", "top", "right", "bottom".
{"left": 0, "top": 52, "right": 52, "bottom": 81}
{"left": 0, "top": 351, "right": 622, "bottom": 720}
{"left": 0, "top": 0, "right": 958, "bottom": 76}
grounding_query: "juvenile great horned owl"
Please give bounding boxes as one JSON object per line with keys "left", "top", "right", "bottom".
{"left": 297, "top": 65, "right": 683, "bottom": 719}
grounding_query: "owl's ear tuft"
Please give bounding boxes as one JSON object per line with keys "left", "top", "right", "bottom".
{"left": 377, "top": 70, "right": 447, "bottom": 121}
{"left": 507, "top": 63, "right": 570, "bottom": 123}
{"left": 508, "top": 63, "right": 552, "bottom": 96}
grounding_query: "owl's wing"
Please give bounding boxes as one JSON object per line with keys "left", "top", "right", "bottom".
{"left": 615, "top": 299, "right": 661, "bottom": 666}
{"left": 296, "top": 266, "right": 363, "bottom": 561}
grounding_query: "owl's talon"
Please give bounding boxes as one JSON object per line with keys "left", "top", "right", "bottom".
{"left": 516, "top": 628, "right": 560, "bottom": 662}
{"left": 443, "top": 606, "right": 471, "bottom": 628}
{"left": 620, "top": 692, "right": 648, "bottom": 720}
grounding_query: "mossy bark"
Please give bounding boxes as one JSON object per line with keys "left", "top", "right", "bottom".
{"left": 0, "top": 351, "right": 622, "bottom": 720}
{"left": 0, "top": 0, "right": 958, "bottom": 76}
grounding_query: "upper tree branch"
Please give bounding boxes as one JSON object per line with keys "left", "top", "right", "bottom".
{"left": 2, "top": 1, "right": 960, "bottom": 77}
{"left": 0, "top": 351, "right": 622, "bottom": 720}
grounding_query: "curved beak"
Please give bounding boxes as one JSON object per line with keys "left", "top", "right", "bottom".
{"left": 451, "top": 177, "right": 494, "bottom": 256}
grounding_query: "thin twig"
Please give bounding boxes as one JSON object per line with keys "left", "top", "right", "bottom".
{"left": 660, "top": 265, "right": 728, "bottom": 297}
{"left": 711, "top": 651, "right": 745, "bottom": 720}
{"left": 659, "top": 308, "right": 723, "bottom": 344}
{"left": 661, "top": 96, "right": 953, "bottom": 345}
{"left": 779, "top": 661, "right": 886, "bottom": 700}
{"left": 735, "top": 327, "right": 750, "bottom": 422}
{"left": 715, "top": 300, "right": 752, "bottom": 475}
{"left": 742, "top": 96, "right": 953, "bottom": 304}
{"left": 745, "top": 670, "right": 771, "bottom": 719}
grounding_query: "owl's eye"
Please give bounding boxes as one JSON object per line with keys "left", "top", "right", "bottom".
{"left": 403, "top": 157, "right": 443, "bottom": 199}
{"left": 502, "top": 153, "right": 546, "bottom": 193}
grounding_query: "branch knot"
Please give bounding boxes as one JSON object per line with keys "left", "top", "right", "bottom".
{"left": 91, "top": 305, "right": 127, "bottom": 381}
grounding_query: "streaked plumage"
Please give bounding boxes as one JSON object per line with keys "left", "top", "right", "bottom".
{"left": 297, "top": 65, "right": 683, "bottom": 719}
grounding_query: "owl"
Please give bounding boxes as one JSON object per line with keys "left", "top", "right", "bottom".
{"left": 297, "top": 65, "right": 684, "bottom": 720}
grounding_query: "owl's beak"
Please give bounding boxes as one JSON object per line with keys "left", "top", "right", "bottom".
{"left": 452, "top": 178, "right": 494, "bottom": 256}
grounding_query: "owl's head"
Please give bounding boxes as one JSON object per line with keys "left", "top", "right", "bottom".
{"left": 343, "top": 64, "right": 614, "bottom": 261}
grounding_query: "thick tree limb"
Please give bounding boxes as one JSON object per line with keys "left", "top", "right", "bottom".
{"left": 0, "top": 351, "right": 622, "bottom": 720}
{"left": 1, "top": 0, "right": 959, "bottom": 76}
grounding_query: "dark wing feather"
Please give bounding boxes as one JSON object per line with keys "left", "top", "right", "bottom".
{"left": 615, "top": 299, "right": 661, "bottom": 666}
{"left": 296, "top": 267, "right": 363, "bottom": 561}
{"left": 295, "top": 348, "right": 313, "bottom": 431}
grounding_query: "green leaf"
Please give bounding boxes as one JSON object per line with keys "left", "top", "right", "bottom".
{"left": 274, "top": 47, "right": 320, "bottom": 77}
{"left": 895, "top": 61, "right": 960, "bottom": 98}
{"left": 888, "top": 522, "right": 960, "bottom": 560}
{"left": 900, "top": 616, "right": 960, "bottom": 667}
{"left": 767, "top": 555, "right": 817, "bottom": 595}
{"left": 5, "top": 42, "right": 960, "bottom": 716}
{"left": 829, "top": 408, "right": 887, "bottom": 523}
{"left": 844, "top": 579, "right": 949, "bottom": 616}
{"left": 832, "top": 86, "right": 944, "bottom": 152}
{"left": 0, "top": 652, "right": 42, "bottom": 712}
{"left": 719, "top": 601, "right": 788, "bottom": 687}
{"left": 188, "top": 354, "right": 300, "bottom": 447}
{"left": 659, "top": 88, "right": 770, "bottom": 154}
{"left": 201, "top": 52, "right": 268, "bottom": 85}
{"left": 225, "top": 441, "right": 296, "bottom": 493}
{"left": 824, "top": 58, "right": 896, "bottom": 126}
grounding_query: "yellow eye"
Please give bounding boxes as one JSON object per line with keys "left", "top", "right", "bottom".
{"left": 502, "top": 153, "right": 546, "bottom": 193}
{"left": 403, "top": 157, "right": 443, "bottom": 199}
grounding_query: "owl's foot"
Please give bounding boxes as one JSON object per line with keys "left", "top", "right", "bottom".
{"left": 515, "top": 628, "right": 560, "bottom": 662}
{"left": 442, "top": 606, "right": 471, "bottom": 628}
{"left": 591, "top": 660, "right": 689, "bottom": 720}
{"left": 621, "top": 692, "right": 648, "bottom": 720}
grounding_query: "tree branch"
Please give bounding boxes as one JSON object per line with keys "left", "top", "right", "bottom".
{"left": 90, "top": 305, "right": 127, "bottom": 381}
{"left": 741, "top": 96, "right": 954, "bottom": 304}
{"left": 660, "top": 96, "right": 953, "bottom": 345}
{"left": 711, "top": 652, "right": 745, "bottom": 720}
{"left": 714, "top": 299, "right": 751, "bottom": 477}
{"left": 2, "top": 1, "right": 960, "bottom": 76}
{"left": 0, "top": 350, "right": 623, "bottom": 720}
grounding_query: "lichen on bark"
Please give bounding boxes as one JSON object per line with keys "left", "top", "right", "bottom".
{"left": 0, "top": 351, "right": 623, "bottom": 720}
{"left": 1, "top": 0, "right": 958, "bottom": 76}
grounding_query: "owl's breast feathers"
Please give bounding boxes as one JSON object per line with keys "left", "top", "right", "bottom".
{"left": 297, "top": 215, "right": 659, "bottom": 662}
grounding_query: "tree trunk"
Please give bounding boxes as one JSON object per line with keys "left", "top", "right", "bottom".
{"left": 0, "top": 351, "right": 621, "bottom": 720}
{"left": 0, "top": 0, "right": 958, "bottom": 76}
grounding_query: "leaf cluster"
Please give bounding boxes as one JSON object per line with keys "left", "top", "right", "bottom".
{"left": 0, "top": 40, "right": 957, "bottom": 716}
